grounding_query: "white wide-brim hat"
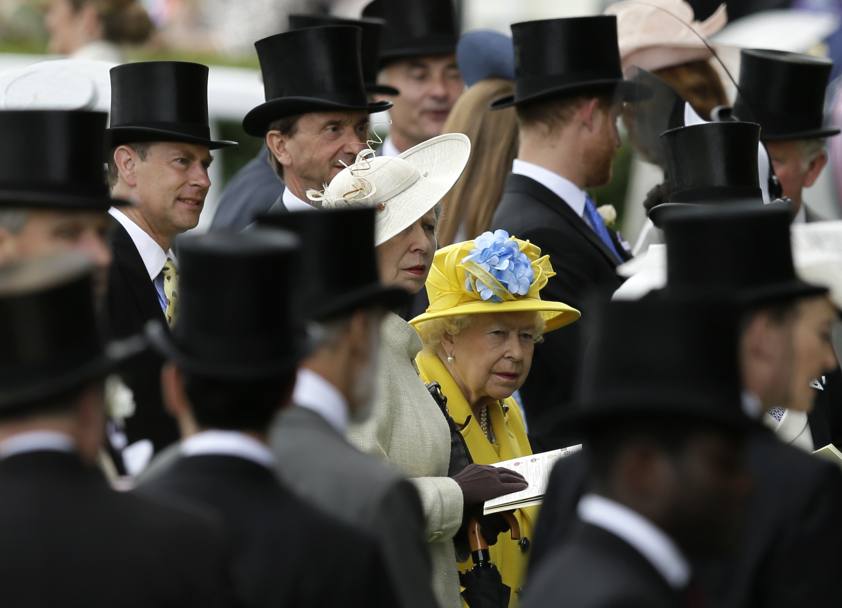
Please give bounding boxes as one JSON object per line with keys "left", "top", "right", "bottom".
{"left": 792, "top": 220, "right": 842, "bottom": 309}
{"left": 311, "top": 133, "right": 471, "bottom": 245}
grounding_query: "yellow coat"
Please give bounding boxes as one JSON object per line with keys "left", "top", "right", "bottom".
{"left": 415, "top": 349, "right": 538, "bottom": 607}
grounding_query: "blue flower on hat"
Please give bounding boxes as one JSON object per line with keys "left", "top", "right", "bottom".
{"left": 463, "top": 230, "right": 535, "bottom": 302}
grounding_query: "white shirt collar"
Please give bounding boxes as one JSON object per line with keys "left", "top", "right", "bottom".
{"left": 0, "top": 431, "right": 75, "bottom": 459}
{"left": 282, "top": 187, "right": 316, "bottom": 213}
{"left": 109, "top": 208, "right": 174, "bottom": 280}
{"left": 578, "top": 493, "right": 691, "bottom": 589}
{"left": 512, "top": 159, "right": 588, "bottom": 217}
{"left": 292, "top": 368, "right": 349, "bottom": 434}
{"left": 380, "top": 137, "right": 401, "bottom": 158}
{"left": 181, "top": 430, "right": 275, "bottom": 469}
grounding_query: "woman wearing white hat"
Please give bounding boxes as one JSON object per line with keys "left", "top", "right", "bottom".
{"left": 311, "top": 133, "right": 528, "bottom": 608}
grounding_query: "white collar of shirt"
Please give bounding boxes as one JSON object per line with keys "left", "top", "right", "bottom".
{"left": 380, "top": 137, "right": 401, "bottom": 158}
{"left": 578, "top": 493, "right": 691, "bottom": 589}
{"left": 293, "top": 368, "right": 350, "bottom": 434}
{"left": 181, "top": 430, "right": 275, "bottom": 469}
{"left": 512, "top": 159, "right": 587, "bottom": 217}
{"left": 109, "top": 208, "right": 174, "bottom": 280}
{"left": 0, "top": 431, "right": 75, "bottom": 459}
{"left": 282, "top": 187, "right": 316, "bottom": 213}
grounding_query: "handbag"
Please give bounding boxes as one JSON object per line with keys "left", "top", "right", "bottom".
{"left": 426, "top": 381, "right": 474, "bottom": 476}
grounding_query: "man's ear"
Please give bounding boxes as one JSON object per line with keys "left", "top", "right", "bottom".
{"left": 0, "top": 227, "right": 18, "bottom": 265}
{"left": 266, "top": 130, "right": 292, "bottom": 171}
{"left": 579, "top": 98, "right": 601, "bottom": 131}
{"left": 803, "top": 150, "right": 828, "bottom": 189}
{"left": 112, "top": 146, "right": 139, "bottom": 188}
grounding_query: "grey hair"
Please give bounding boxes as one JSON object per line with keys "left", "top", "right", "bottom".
{"left": 0, "top": 209, "right": 28, "bottom": 234}
{"left": 417, "top": 312, "right": 547, "bottom": 352}
{"left": 799, "top": 138, "right": 827, "bottom": 170}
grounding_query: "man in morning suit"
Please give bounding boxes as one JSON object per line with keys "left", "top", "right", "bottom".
{"left": 524, "top": 295, "right": 754, "bottom": 608}
{"left": 135, "top": 228, "right": 397, "bottom": 608}
{"left": 211, "top": 15, "right": 398, "bottom": 230}
{"left": 242, "top": 25, "right": 391, "bottom": 215}
{"left": 0, "top": 253, "right": 228, "bottom": 608}
{"left": 105, "top": 61, "right": 237, "bottom": 473}
{"left": 259, "top": 207, "right": 437, "bottom": 608}
{"left": 490, "top": 16, "right": 639, "bottom": 450}
{"left": 531, "top": 205, "right": 842, "bottom": 608}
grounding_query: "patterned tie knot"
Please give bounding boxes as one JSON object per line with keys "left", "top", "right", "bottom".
{"left": 162, "top": 259, "right": 178, "bottom": 327}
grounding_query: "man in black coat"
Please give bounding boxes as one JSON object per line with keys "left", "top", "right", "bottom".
{"left": 0, "top": 254, "right": 229, "bottom": 608}
{"left": 531, "top": 205, "right": 842, "bottom": 608}
{"left": 524, "top": 295, "right": 755, "bottom": 608}
{"left": 489, "top": 16, "right": 637, "bottom": 451}
{"left": 105, "top": 61, "right": 237, "bottom": 472}
{"left": 135, "top": 229, "right": 398, "bottom": 607}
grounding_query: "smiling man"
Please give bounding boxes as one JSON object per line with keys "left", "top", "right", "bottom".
{"left": 362, "top": 0, "right": 463, "bottom": 155}
{"left": 243, "top": 25, "right": 391, "bottom": 214}
{"left": 106, "top": 61, "right": 236, "bottom": 473}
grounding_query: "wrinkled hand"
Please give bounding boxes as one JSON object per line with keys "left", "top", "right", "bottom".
{"left": 452, "top": 464, "right": 528, "bottom": 509}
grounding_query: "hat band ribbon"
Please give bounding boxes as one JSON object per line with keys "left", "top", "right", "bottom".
{"left": 515, "top": 69, "right": 623, "bottom": 97}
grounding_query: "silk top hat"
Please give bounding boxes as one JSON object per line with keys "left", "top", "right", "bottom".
{"left": 362, "top": 0, "right": 458, "bottom": 64}
{"left": 288, "top": 14, "right": 399, "bottom": 96}
{"left": 256, "top": 207, "right": 408, "bottom": 321}
{"left": 661, "top": 204, "right": 827, "bottom": 308}
{"left": 0, "top": 110, "right": 129, "bottom": 211}
{"left": 491, "top": 16, "right": 647, "bottom": 110}
{"left": 410, "top": 230, "right": 581, "bottom": 333}
{"left": 648, "top": 121, "right": 764, "bottom": 225}
{"left": 243, "top": 26, "right": 392, "bottom": 137}
{"left": 731, "top": 48, "right": 840, "bottom": 141}
{"left": 108, "top": 61, "right": 236, "bottom": 149}
{"left": 146, "top": 230, "right": 307, "bottom": 380}
{"left": 311, "top": 133, "right": 470, "bottom": 245}
{"left": 0, "top": 253, "right": 143, "bottom": 409}
{"left": 568, "top": 294, "right": 753, "bottom": 432}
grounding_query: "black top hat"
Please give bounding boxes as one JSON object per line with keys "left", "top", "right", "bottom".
{"left": 0, "top": 254, "right": 143, "bottom": 409}
{"left": 288, "top": 14, "right": 399, "bottom": 96}
{"left": 491, "top": 16, "right": 647, "bottom": 110}
{"left": 243, "top": 26, "right": 392, "bottom": 137}
{"left": 362, "top": 0, "right": 458, "bottom": 64}
{"left": 648, "top": 121, "right": 764, "bottom": 224}
{"left": 662, "top": 204, "right": 827, "bottom": 308}
{"left": 146, "top": 230, "right": 308, "bottom": 380}
{"left": 107, "top": 61, "right": 237, "bottom": 150}
{"left": 0, "top": 110, "right": 129, "bottom": 211}
{"left": 568, "top": 294, "right": 753, "bottom": 433}
{"left": 732, "top": 48, "right": 840, "bottom": 141}
{"left": 256, "top": 207, "right": 408, "bottom": 321}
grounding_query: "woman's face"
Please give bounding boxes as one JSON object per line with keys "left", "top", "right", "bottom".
{"left": 376, "top": 209, "right": 436, "bottom": 294}
{"left": 45, "top": 0, "right": 88, "bottom": 54}
{"left": 444, "top": 312, "right": 539, "bottom": 406}
{"left": 787, "top": 295, "right": 838, "bottom": 412}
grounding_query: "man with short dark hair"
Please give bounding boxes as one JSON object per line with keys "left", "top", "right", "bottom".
{"left": 362, "top": 0, "right": 463, "bottom": 156}
{"left": 490, "top": 16, "right": 639, "bottom": 450}
{"left": 136, "top": 228, "right": 397, "bottom": 608}
{"left": 105, "top": 61, "right": 236, "bottom": 473}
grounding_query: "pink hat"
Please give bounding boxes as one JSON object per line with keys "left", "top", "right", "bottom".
{"left": 605, "top": 0, "right": 727, "bottom": 72}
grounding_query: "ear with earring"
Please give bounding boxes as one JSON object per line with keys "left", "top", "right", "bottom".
{"left": 446, "top": 353, "right": 455, "bottom": 363}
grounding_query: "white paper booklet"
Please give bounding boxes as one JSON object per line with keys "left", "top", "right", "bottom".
{"left": 483, "top": 444, "right": 582, "bottom": 515}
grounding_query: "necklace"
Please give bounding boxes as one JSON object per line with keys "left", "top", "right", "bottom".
{"left": 479, "top": 405, "right": 495, "bottom": 444}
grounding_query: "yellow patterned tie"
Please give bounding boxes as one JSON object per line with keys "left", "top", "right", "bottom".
{"left": 161, "top": 259, "right": 178, "bottom": 327}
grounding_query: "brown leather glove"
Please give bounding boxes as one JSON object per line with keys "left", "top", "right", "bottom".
{"left": 452, "top": 464, "right": 528, "bottom": 510}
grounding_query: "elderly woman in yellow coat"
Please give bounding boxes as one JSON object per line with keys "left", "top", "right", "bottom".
{"left": 410, "top": 230, "right": 580, "bottom": 605}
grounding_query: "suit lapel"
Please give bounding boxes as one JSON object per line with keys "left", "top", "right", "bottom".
{"left": 109, "top": 219, "right": 167, "bottom": 328}
{"left": 266, "top": 190, "right": 289, "bottom": 214}
{"left": 505, "top": 174, "right": 623, "bottom": 267}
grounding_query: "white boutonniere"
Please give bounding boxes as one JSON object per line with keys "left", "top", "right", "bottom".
{"left": 105, "top": 374, "right": 136, "bottom": 422}
{"left": 597, "top": 204, "right": 617, "bottom": 228}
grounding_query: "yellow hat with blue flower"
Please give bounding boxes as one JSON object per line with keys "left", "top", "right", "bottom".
{"left": 410, "top": 230, "right": 581, "bottom": 333}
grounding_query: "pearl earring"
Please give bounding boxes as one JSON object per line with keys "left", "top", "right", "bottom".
{"left": 447, "top": 354, "right": 455, "bottom": 363}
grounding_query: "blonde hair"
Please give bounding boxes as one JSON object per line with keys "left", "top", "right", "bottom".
{"left": 417, "top": 312, "right": 546, "bottom": 352}
{"left": 436, "top": 79, "right": 518, "bottom": 246}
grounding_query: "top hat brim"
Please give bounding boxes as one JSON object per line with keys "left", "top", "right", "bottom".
{"left": 243, "top": 98, "right": 393, "bottom": 137}
{"left": 366, "top": 82, "right": 400, "bottom": 96}
{"left": 0, "top": 189, "right": 130, "bottom": 211}
{"left": 378, "top": 41, "right": 459, "bottom": 66}
{"left": 647, "top": 197, "right": 782, "bottom": 227}
{"left": 762, "top": 126, "right": 841, "bottom": 141}
{"left": 490, "top": 79, "right": 649, "bottom": 111}
{"left": 145, "top": 320, "right": 307, "bottom": 381}
{"left": 0, "top": 335, "right": 145, "bottom": 410}
{"left": 106, "top": 126, "right": 238, "bottom": 150}
{"left": 312, "top": 283, "right": 410, "bottom": 321}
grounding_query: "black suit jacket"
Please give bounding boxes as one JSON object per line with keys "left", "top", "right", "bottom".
{"left": 137, "top": 453, "right": 399, "bottom": 608}
{"left": 106, "top": 219, "right": 179, "bottom": 458}
{"left": 210, "top": 147, "right": 283, "bottom": 231}
{"left": 0, "top": 450, "right": 228, "bottom": 608}
{"left": 530, "top": 430, "right": 842, "bottom": 607}
{"left": 491, "top": 173, "right": 629, "bottom": 450}
{"left": 524, "top": 521, "right": 682, "bottom": 608}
